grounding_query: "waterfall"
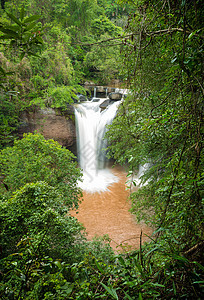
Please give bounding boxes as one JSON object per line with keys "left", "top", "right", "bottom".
{"left": 94, "top": 87, "right": 97, "bottom": 98}
{"left": 134, "top": 163, "right": 150, "bottom": 186}
{"left": 74, "top": 99, "right": 120, "bottom": 193}
{"left": 105, "top": 88, "right": 108, "bottom": 98}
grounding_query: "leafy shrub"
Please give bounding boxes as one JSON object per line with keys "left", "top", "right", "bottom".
{"left": 0, "top": 132, "right": 81, "bottom": 209}
{"left": 0, "top": 181, "right": 85, "bottom": 260}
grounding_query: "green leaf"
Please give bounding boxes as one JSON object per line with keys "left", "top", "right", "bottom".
{"left": 36, "top": 36, "right": 44, "bottom": 44}
{"left": 193, "top": 281, "right": 204, "bottom": 285}
{"left": 192, "top": 261, "right": 204, "bottom": 272}
{"left": 25, "top": 22, "right": 38, "bottom": 31}
{"left": 23, "top": 15, "right": 41, "bottom": 23}
{"left": 134, "top": 260, "right": 145, "bottom": 276}
{"left": 95, "top": 258, "right": 104, "bottom": 274}
{"left": 6, "top": 12, "right": 22, "bottom": 26}
{"left": 124, "top": 291, "right": 134, "bottom": 300}
{"left": 150, "top": 283, "right": 165, "bottom": 288}
{"left": 9, "top": 252, "right": 23, "bottom": 256}
{"left": 188, "top": 30, "right": 198, "bottom": 40}
{"left": 27, "top": 52, "right": 40, "bottom": 58}
{"left": 54, "top": 260, "right": 62, "bottom": 270}
{"left": 173, "top": 281, "right": 177, "bottom": 295}
{"left": 0, "top": 28, "right": 19, "bottom": 37}
{"left": 0, "top": 34, "right": 16, "bottom": 39}
{"left": 101, "top": 282, "right": 118, "bottom": 300}
{"left": 20, "top": 7, "right": 25, "bottom": 21}
{"left": 118, "top": 256, "right": 126, "bottom": 266}
{"left": 4, "top": 24, "right": 19, "bottom": 31}
{"left": 138, "top": 292, "right": 143, "bottom": 300}
{"left": 20, "top": 52, "right": 26, "bottom": 60}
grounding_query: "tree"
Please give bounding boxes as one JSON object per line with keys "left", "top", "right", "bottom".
{"left": 0, "top": 132, "right": 85, "bottom": 298}
{"left": 0, "top": 7, "right": 44, "bottom": 148}
{"left": 103, "top": 1, "right": 204, "bottom": 297}
{"left": 0, "top": 133, "right": 82, "bottom": 209}
{"left": 0, "top": 7, "right": 43, "bottom": 60}
{"left": 107, "top": 0, "right": 203, "bottom": 257}
{"left": 83, "top": 16, "right": 123, "bottom": 84}
{"left": 0, "top": 181, "right": 86, "bottom": 299}
{"left": 0, "top": 181, "right": 85, "bottom": 258}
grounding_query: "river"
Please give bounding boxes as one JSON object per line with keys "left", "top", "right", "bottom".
{"left": 71, "top": 165, "right": 152, "bottom": 251}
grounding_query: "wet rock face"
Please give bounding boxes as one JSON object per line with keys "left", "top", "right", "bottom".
{"left": 19, "top": 108, "right": 76, "bottom": 152}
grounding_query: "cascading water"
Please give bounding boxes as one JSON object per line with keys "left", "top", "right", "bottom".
{"left": 74, "top": 99, "right": 120, "bottom": 193}
{"left": 72, "top": 92, "right": 153, "bottom": 249}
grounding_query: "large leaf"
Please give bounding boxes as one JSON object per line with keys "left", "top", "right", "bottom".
{"left": 101, "top": 283, "right": 119, "bottom": 300}
{"left": 6, "top": 12, "right": 22, "bottom": 26}
{"left": 95, "top": 258, "right": 104, "bottom": 274}
{"left": 0, "top": 34, "right": 16, "bottom": 39}
{"left": 124, "top": 291, "right": 134, "bottom": 300}
{"left": 23, "top": 15, "right": 41, "bottom": 23}
{"left": 0, "top": 27, "right": 19, "bottom": 38}
{"left": 25, "top": 22, "right": 38, "bottom": 32}
{"left": 20, "top": 7, "right": 25, "bottom": 21}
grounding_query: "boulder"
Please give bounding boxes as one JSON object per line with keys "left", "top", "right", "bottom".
{"left": 108, "top": 92, "right": 123, "bottom": 101}
{"left": 99, "top": 99, "right": 110, "bottom": 110}
{"left": 91, "top": 97, "right": 100, "bottom": 102}
{"left": 77, "top": 94, "right": 87, "bottom": 102}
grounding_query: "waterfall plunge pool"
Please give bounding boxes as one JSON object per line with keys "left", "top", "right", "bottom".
{"left": 71, "top": 165, "right": 153, "bottom": 251}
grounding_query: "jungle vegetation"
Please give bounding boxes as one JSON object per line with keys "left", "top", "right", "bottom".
{"left": 0, "top": 0, "right": 203, "bottom": 299}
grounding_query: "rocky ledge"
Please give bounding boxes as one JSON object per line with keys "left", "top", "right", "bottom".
{"left": 18, "top": 108, "right": 76, "bottom": 153}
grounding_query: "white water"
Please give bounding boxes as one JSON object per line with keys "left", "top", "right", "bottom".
{"left": 133, "top": 163, "right": 150, "bottom": 187}
{"left": 74, "top": 99, "right": 120, "bottom": 193}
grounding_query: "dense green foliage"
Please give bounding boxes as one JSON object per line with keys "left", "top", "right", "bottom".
{"left": 0, "top": 0, "right": 128, "bottom": 148}
{"left": 0, "top": 181, "right": 84, "bottom": 260}
{"left": 107, "top": 0, "right": 203, "bottom": 247}
{"left": 0, "top": 8, "right": 44, "bottom": 148}
{"left": 0, "top": 133, "right": 114, "bottom": 299}
{"left": 0, "top": 133, "right": 81, "bottom": 208}
{"left": 0, "top": 0, "right": 203, "bottom": 299}
{"left": 105, "top": 0, "right": 204, "bottom": 297}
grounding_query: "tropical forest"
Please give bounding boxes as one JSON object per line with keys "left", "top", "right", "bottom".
{"left": 0, "top": 0, "right": 203, "bottom": 299}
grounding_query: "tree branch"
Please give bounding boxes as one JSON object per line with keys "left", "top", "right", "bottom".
{"left": 72, "top": 28, "right": 203, "bottom": 47}
{"left": 183, "top": 242, "right": 204, "bottom": 256}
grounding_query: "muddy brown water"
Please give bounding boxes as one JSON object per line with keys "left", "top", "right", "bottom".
{"left": 71, "top": 166, "right": 153, "bottom": 252}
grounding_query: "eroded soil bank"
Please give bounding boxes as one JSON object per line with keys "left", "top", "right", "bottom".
{"left": 71, "top": 166, "right": 153, "bottom": 251}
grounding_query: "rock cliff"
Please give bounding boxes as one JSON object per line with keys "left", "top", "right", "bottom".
{"left": 19, "top": 107, "right": 76, "bottom": 154}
